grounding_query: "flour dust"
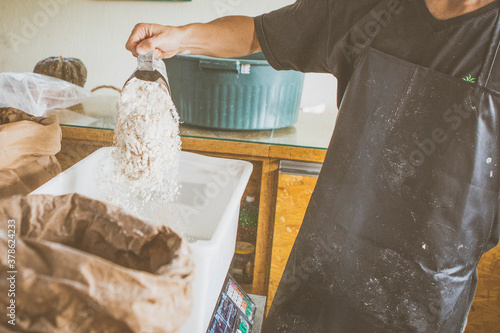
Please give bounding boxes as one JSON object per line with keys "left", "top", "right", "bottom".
{"left": 99, "top": 77, "right": 183, "bottom": 231}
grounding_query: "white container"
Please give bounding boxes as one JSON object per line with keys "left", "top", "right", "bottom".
{"left": 32, "top": 147, "right": 253, "bottom": 333}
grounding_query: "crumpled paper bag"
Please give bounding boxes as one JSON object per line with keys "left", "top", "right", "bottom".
{"left": 0, "top": 107, "right": 62, "bottom": 198}
{"left": 0, "top": 193, "right": 194, "bottom": 333}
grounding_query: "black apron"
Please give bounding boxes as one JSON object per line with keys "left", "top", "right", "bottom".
{"left": 264, "top": 18, "right": 500, "bottom": 333}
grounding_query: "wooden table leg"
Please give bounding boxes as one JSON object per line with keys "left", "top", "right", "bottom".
{"left": 252, "top": 158, "right": 280, "bottom": 297}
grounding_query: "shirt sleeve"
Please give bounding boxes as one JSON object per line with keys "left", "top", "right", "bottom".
{"left": 254, "top": 0, "right": 330, "bottom": 73}
{"left": 254, "top": 0, "right": 386, "bottom": 74}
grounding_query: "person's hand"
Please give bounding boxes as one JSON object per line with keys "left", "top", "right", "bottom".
{"left": 125, "top": 23, "right": 185, "bottom": 59}
{"left": 126, "top": 17, "right": 260, "bottom": 59}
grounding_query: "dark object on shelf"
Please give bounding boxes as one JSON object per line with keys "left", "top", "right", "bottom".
{"left": 164, "top": 52, "right": 304, "bottom": 130}
{"left": 238, "top": 195, "right": 259, "bottom": 243}
{"left": 229, "top": 242, "right": 255, "bottom": 284}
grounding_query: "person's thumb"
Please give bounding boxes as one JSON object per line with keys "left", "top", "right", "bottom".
{"left": 136, "top": 37, "right": 157, "bottom": 55}
{"left": 160, "top": 50, "right": 178, "bottom": 59}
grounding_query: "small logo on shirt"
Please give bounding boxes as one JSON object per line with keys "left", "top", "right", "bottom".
{"left": 463, "top": 75, "right": 476, "bottom": 84}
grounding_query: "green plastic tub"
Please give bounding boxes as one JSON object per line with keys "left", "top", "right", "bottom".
{"left": 163, "top": 53, "right": 304, "bottom": 130}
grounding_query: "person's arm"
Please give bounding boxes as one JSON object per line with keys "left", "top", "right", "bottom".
{"left": 125, "top": 16, "right": 261, "bottom": 59}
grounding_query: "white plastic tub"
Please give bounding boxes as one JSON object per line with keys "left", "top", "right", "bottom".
{"left": 32, "top": 147, "right": 253, "bottom": 333}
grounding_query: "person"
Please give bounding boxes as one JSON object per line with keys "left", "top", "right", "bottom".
{"left": 126, "top": 1, "right": 500, "bottom": 332}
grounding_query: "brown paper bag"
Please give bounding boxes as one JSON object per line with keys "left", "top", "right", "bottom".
{"left": 0, "top": 107, "right": 62, "bottom": 199}
{"left": 0, "top": 193, "right": 194, "bottom": 333}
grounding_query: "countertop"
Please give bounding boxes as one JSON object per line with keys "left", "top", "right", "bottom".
{"left": 50, "top": 95, "right": 337, "bottom": 151}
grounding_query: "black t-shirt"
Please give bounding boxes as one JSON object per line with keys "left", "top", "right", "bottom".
{"left": 255, "top": 0, "right": 500, "bottom": 105}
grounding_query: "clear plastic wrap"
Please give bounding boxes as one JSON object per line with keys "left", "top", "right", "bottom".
{"left": 0, "top": 73, "right": 91, "bottom": 116}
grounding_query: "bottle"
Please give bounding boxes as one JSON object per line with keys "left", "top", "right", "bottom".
{"left": 238, "top": 195, "right": 258, "bottom": 244}
{"left": 229, "top": 242, "right": 255, "bottom": 284}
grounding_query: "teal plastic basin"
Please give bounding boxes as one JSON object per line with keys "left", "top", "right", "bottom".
{"left": 164, "top": 53, "right": 304, "bottom": 130}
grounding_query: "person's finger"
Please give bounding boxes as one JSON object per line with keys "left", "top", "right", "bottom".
{"left": 125, "top": 23, "right": 152, "bottom": 56}
{"left": 160, "top": 50, "right": 178, "bottom": 59}
{"left": 136, "top": 37, "right": 157, "bottom": 55}
{"left": 154, "top": 48, "right": 163, "bottom": 59}
{"left": 125, "top": 25, "right": 142, "bottom": 55}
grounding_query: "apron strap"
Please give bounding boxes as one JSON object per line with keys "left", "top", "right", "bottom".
{"left": 482, "top": 11, "right": 500, "bottom": 91}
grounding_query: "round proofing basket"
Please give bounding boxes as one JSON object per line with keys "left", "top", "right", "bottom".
{"left": 164, "top": 53, "right": 304, "bottom": 130}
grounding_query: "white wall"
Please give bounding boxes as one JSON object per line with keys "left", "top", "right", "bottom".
{"left": 0, "top": 0, "right": 337, "bottom": 113}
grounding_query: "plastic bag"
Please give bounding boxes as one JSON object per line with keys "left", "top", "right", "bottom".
{"left": 0, "top": 73, "right": 91, "bottom": 116}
